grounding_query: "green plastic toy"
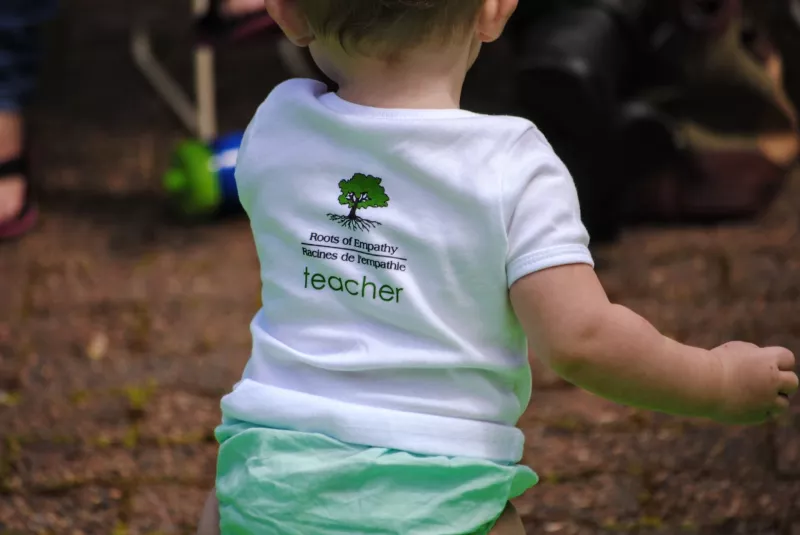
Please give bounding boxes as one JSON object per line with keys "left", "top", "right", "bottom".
{"left": 163, "top": 131, "right": 243, "bottom": 217}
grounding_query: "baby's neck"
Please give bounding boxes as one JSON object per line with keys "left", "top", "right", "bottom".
{"left": 332, "top": 45, "right": 474, "bottom": 110}
{"left": 337, "top": 73, "right": 462, "bottom": 110}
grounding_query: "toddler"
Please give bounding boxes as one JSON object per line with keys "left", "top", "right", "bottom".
{"left": 199, "top": 0, "right": 799, "bottom": 533}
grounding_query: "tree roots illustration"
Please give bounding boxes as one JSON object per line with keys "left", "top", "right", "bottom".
{"left": 327, "top": 214, "right": 382, "bottom": 232}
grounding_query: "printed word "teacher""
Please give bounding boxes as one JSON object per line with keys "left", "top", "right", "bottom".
{"left": 303, "top": 267, "right": 403, "bottom": 303}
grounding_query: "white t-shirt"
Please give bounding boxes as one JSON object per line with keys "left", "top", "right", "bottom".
{"left": 220, "top": 79, "right": 594, "bottom": 463}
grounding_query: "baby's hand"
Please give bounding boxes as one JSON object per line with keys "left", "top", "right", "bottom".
{"left": 710, "top": 342, "right": 798, "bottom": 425}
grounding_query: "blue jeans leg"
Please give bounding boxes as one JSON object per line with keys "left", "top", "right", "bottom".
{"left": 0, "top": 0, "right": 57, "bottom": 112}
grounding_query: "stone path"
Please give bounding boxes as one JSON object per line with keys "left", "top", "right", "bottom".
{"left": 1, "top": 1, "right": 800, "bottom": 533}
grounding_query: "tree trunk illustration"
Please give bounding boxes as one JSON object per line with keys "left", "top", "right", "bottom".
{"left": 348, "top": 204, "right": 358, "bottom": 219}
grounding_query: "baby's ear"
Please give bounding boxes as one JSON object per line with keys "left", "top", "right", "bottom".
{"left": 476, "top": 0, "right": 518, "bottom": 43}
{"left": 265, "top": 0, "right": 315, "bottom": 46}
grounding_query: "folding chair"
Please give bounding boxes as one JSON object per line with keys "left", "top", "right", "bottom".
{"left": 130, "top": 0, "right": 301, "bottom": 143}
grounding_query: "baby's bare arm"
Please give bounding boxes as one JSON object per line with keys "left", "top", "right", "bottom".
{"left": 510, "top": 264, "right": 723, "bottom": 419}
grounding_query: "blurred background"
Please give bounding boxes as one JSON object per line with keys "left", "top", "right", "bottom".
{"left": 0, "top": 0, "right": 799, "bottom": 533}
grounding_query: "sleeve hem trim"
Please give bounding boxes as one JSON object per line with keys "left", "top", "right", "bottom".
{"left": 507, "top": 245, "right": 595, "bottom": 288}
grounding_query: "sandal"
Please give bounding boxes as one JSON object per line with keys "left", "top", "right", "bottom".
{"left": 195, "top": 0, "right": 277, "bottom": 44}
{"left": 0, "top": 156, "right": 38, "bottom": 241}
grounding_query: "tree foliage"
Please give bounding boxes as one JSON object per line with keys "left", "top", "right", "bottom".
{"left": 328, "top": 173, "right": 390, "bottom": 232}
{"left": 337, "top": 174, "right": 390, "bottom": 210}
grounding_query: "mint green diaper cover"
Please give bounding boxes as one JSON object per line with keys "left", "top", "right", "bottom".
{"left": 215, "top": 421, "right": 538, "bottom": 535}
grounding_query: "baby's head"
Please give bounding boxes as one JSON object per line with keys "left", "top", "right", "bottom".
{"left": 266, "top": 0, "right": 518, "bottom": 96}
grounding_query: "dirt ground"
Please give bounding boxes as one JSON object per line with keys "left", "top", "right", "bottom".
{"left": 1, "top": 1, "right": 800, "bottom": 534}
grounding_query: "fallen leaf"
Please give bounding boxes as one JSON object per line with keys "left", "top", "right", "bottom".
{"left": 0, "top": 390, "right": 21, "bottom": 407}
{"left": 86, "top": 332, "right": 109, "bottom": 361}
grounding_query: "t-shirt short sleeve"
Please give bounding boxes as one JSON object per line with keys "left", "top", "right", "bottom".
{"left": 504, "top": 127, "right": 594, "bottom": 288}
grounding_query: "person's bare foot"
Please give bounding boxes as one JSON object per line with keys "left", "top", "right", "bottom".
{"left": 0, "top": 112, "right": 25, "bottom": 223}
{"left": 0, "top": 177, "right": 25, "bottom": 222}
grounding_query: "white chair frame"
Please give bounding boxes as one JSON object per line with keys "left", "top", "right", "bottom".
{"left": 131, "top": 0, "right": 218, "bottom": 142}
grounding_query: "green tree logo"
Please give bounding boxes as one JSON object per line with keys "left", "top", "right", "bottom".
{"left": 327, "top": 173, "right": 390, "bottom": 232}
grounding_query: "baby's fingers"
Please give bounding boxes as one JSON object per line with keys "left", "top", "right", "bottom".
{"left": 773, "top": 395, "right": 790, "bottom": 418}
{"left": 778, "top": 371, "right": 799, "bottom": 398}
{"left": 767, "top": 347, "right": 797, "bottom": 372}
{"left": 775, "top": 393, "right": 791, "bottom": 409}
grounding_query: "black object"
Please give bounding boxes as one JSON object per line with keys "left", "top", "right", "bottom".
{"left": 462, "top": 34, "right": 524, "bottom": 117}
{"left": 679, "top": 0, "right": 739, "bottom": 35}
{"left": 511, "top": 0, "right": 748, "bottom": 242}
{"left": 649, "top": 0, "right": 741, "bottom": 74}
{"left": 613, "top": 102, "right": 685, "bottom": 222}
{"left": 514, "top": 0, "right": 656, "bottom": 242}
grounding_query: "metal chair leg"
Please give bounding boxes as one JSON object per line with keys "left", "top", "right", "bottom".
{"left": 130, "top": 0, "right": 218, "bottom": 142}
{"left": 194, "top": 44, "right": 217, "bottom": 141}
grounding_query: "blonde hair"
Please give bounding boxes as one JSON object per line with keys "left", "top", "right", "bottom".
{"left": 297, "top": 0, "right": 485, "bottom": 58}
